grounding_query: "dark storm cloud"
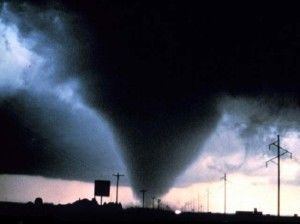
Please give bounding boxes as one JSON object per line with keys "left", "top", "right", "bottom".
{"left": 0, "top": 91, "right": 125, "bottom": 180}
{"left": 220, "top": 95, "right": 300, "bottom": 154}
{"left": 0, "top": 1, "right": 127, "bottom": 184}
{"left": 0, "top": 0, "right": 222, "bottom": 199}
{"left": 1, "top": 0, "right": 300, "bottom": 200}
{"left": 58, "top": 2, "right": 300, "bottom": 197}
{"left": 1, "top": 0, "right": 90, "bottom": 82}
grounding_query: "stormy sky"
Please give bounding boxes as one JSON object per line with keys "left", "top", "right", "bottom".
{"left": 0, "top": 0, "right": 300, "bottom": 203}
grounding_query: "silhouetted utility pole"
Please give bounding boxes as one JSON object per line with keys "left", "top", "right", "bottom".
{"left": 151, "top": 196, "right": 155, "bottom": 209}
{"left": 157, "top": 198, "right": 161, "bottom": 209}
{"left": 221, "top": 173, "right": 227, "bottom": 214}
{"left": 266, "top": 135, "right": 292, "bottom": 217}
{"left": 207, "top": 189, "right": 210, "bottom": 212}
{"left": 197, "top": 193, "right": 199, "bottom": 212}
{"left": 140, "top": 189, "right": 147, "bottom": 208}
{"left": 113, "top": 173, "right": 124, "bottom": 203}
{"left": 192, "top": 199, "right": 195, "bottom": 211}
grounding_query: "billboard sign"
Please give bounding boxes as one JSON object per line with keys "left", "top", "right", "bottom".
{"left": 94, "top": 180, "right": 110, "bottom": 197}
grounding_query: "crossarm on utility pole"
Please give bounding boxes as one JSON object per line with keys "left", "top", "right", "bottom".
{"left": 113, "top": 173, "right": 124, "bottom": 204}
{"left": 266, "top": 151, "right": 292, "bottom": 167}
{"left": 266, "top": 135, "right": 293, "bottom": 217}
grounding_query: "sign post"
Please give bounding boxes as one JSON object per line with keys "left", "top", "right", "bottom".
{"left": 94, "top": 180, "right": 110, "bottom": 205}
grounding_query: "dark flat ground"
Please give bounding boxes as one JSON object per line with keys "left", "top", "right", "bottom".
{"left": 1, "top": 201, "right": 300, "bottom": 224}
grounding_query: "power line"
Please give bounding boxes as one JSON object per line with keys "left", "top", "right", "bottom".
{"left": 112, "top": 173, "right": 124, "bottom": 204}
{"left": 266, "top": 135, "right": 293, "bottom": 217}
